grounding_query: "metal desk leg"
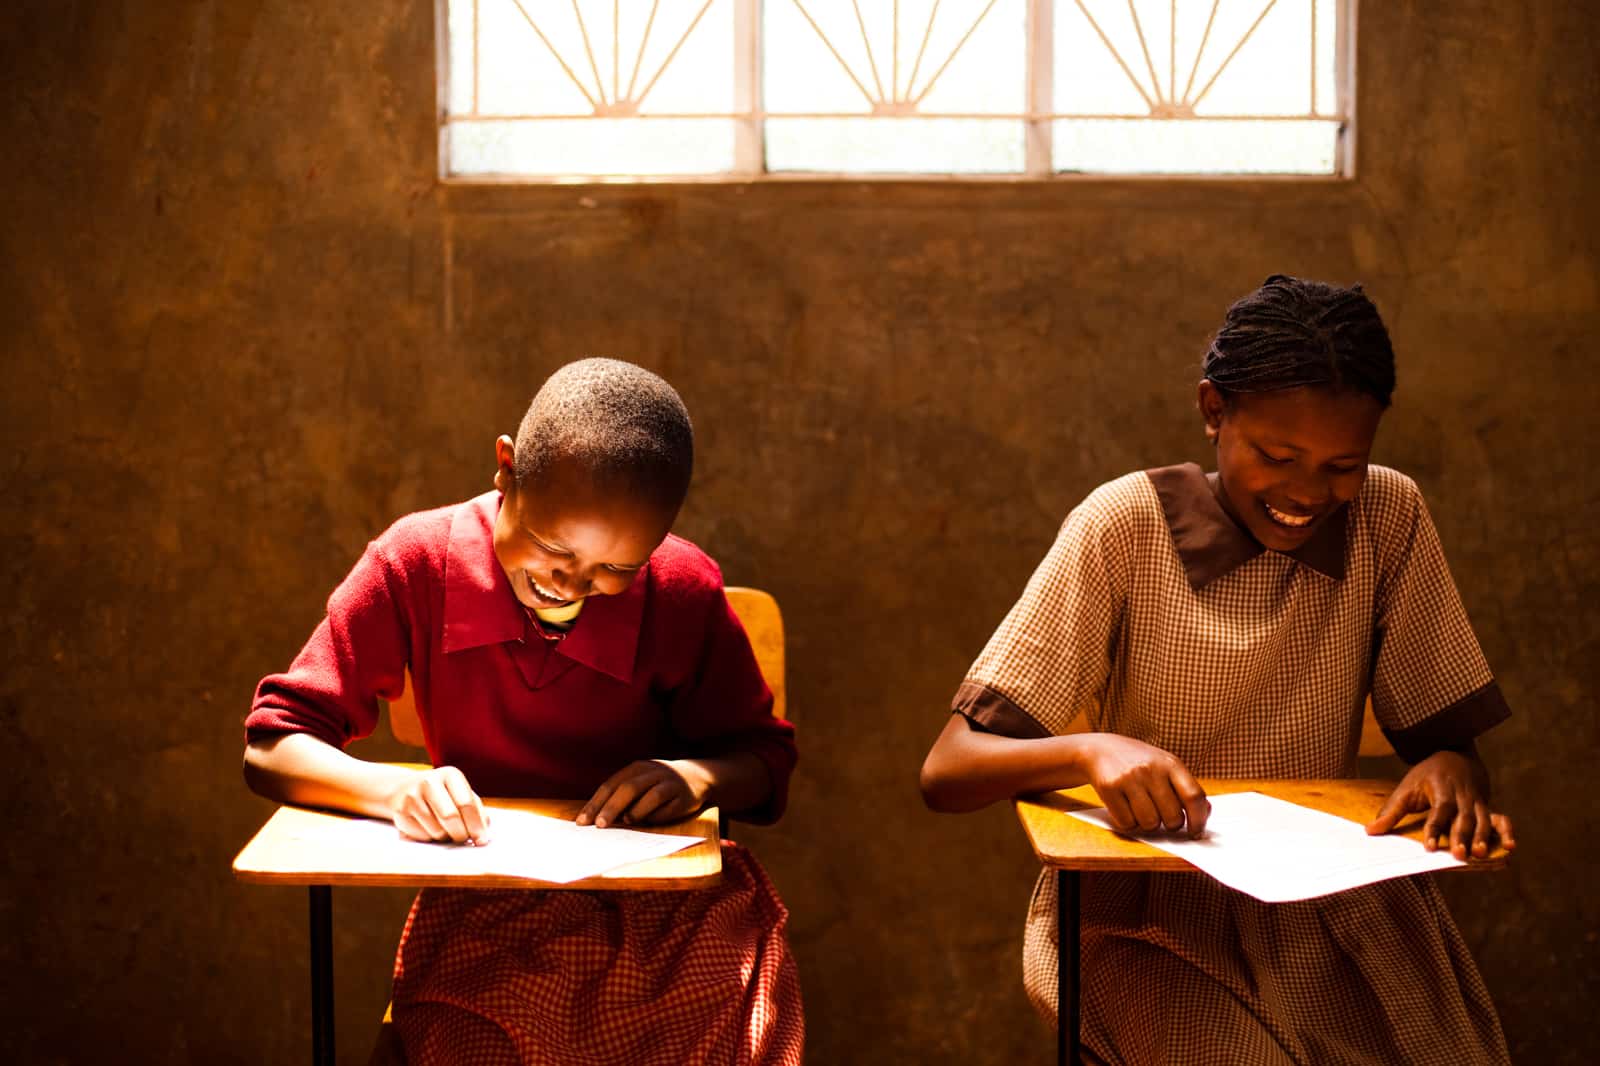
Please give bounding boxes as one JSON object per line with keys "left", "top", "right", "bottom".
{"left": 1058, "top": 869, "right": 1081, "bottom": 1066}
{"left": 309, "top": 885, "right": 335, "bottom": 1066}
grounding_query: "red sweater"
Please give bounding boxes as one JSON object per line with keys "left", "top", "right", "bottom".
{"left": 246, "top": 492, "right": 797, "bottom": 822}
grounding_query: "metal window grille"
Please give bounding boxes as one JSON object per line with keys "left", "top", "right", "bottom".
{"left": 438, "top": 1, "right": 1353, "bottom": 180}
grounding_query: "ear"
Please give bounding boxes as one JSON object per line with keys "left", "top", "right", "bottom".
{"left": 493, "top": 434, "right": 516, "bottom": 493}
{"left": 1197, "top": 380, "right": 1226, "bottom": 445}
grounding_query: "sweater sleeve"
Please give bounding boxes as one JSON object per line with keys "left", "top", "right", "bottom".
{"left": 245, "top": 540, "right": 412, "bottom": 750}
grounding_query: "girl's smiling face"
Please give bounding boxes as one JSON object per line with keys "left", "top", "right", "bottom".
{"left": 1199, "top": 381, "right": 1385, "bottom": 553}
{"left": 491, "top": 435, "right": 677, "bottom": 611}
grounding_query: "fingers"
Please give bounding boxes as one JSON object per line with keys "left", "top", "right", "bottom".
{"left": 579, "top": 762, "right": 699, "bottom": 827}
{"left": 1172, "top": 767, "right": 1211, "bottom": 838}
{"left": 394, "top": 794, "right": 447, "bottom": 842}
{"left": 1469, "top": 801, "right": 1492, "bottom": 859}
{"left": 1126, "top": 789, "right": 1165, "bottom": 833}
{"left": 625, "top": 779, "right": 689, "bottom": 825}
{"left": 1420, "top": 794, "right": 1456, "bottom": 852}
{"left": 1366, "top": 783, "right": 1424, "bottom": 836}
{"left": 1445, "top": 792, "right": 1475, "bottom": 859}
{"left": 419, "top": 771, "right": 487, "bottom": 844}
{"left": 578, "top": 763, "right": 635, "bottom": 826}
{"left": 1491, "top": 812, "right": 1515, "bottom": 853}
{"left": 1101, "top": 790, "right": 1138, "bottom": 834}
{"left": 388, "top": 767, "right": 489, "bottom": 844}
{"left": 1104, "top": 776, "right": 1204, "bottom": 836}
{"left": 440, "top": 769, "right": 490, "bottom": 843}
{"left": 579, "top": 763, "right": 659, "bottom": 828}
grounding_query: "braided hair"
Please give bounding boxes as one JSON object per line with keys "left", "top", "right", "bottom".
{"left": 1202, "top": 275, "right": 1396, "bottom": 408}
{"left": 514, "top": 358, "right": 694, "bottom": 511}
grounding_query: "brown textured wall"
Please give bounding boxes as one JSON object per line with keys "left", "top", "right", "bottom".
{"left": 2, "top": 2, "right": 1596, "bottom": 1063}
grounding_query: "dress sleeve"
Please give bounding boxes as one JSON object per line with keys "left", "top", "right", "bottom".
{"left": 665, "top": 588, "right": 798, "bottom": 825}
{"left": 954, "top": 499, "right": 1127, "bottom": 740}
{"left": 245, "top": 541, "right": 412, "bottom": 750}
{"left": 1369, "top": 483, "right": 1510, "bottom": 763}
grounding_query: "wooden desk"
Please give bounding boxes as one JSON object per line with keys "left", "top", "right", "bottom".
{"left": 1013, "top": 779, "right": 1508, "bottom": 1066}
{"left": 234, "top": 799, "right": 723, "bottom": 1066}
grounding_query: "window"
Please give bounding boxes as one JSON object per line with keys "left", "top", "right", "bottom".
{"left": 438, "top": 1, "right": 1352, "bottom": 180}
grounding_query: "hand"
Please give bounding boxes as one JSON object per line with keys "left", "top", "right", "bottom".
{"left": 1365, "top": 749, "right": 1515, "bottom": 861}
{"left": 1081, "top": 735, "right": 1210, "bottom": 837}
{"left": 385, "top": 765, "right": 490, "bottom": 844}
{"left": 577, "top": 759, "right": 710, "bottom": 828}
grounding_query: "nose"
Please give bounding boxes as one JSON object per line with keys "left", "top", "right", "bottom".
{"left": 549, "top": 567, "right": 591, "bottom": 600}
{"left": 1285, "top": 473, "right": 1330, "bottom": 510}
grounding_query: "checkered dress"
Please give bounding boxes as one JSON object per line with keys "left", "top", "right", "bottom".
{"left": 955, "top": 464, "right": 1511, "bottom": 1065}
{"left": 391, "top": 842, "right": 803, "bottom": 1065}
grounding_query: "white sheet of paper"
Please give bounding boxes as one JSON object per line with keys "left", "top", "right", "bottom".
{"left": 286, "top": 807, "right": 700, "bottom": 883}
{"left": 1068, "top": 791, "right": 1465, "bottom": 902}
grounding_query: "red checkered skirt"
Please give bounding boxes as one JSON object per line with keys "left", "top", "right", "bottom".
{"left": 390, "top": 842, "right": 803, "bottom": 1065}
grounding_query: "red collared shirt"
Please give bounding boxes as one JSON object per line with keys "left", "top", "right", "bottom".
{"left": 247, "top": 492, "right": 796, "bottom": 821}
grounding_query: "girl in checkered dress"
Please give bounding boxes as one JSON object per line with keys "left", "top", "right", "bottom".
{"left": 247, "top": 360, "right": 803, "bottom": 1065}
{"left": 921, "top": 277, "right": 1514, "bottom": 1065}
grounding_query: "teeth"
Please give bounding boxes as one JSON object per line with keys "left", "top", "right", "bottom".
{"left": 529, "top": 575, "right": 565, "bottom": 601}
{"left": 1266, "top": 504, "right": 1314, "bottom": 527}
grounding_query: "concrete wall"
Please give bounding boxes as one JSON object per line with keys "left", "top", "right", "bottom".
{"left": 3, "top": 2, "right": 1595, "bottom": 1062}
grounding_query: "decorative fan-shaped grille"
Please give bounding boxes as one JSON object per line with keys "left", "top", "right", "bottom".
{"left": 441, "top": 1, "right": 1348, "bottom": 178}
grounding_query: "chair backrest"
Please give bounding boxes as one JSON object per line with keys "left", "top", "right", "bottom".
{"left": 1358, "top": 696, "right": 1393, "bottom": 758}
{"left": 385, "top": 585, "right": 787, "bottom": 748}
{"left": 724, "top": 586, "right": 787, "bottom": 722}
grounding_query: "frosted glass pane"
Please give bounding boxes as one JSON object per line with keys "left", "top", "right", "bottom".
{"left": 448, "top": 119, "right": 737, "bottom": 176}
{"left": 445, "top": 0, "right": 475, "bottom": 116}
{"left": 1313, "top": 0, "right": 1338, "bottom": 115}
{"left": 1053, "top": 118, "right": 1338, "bottom": 174}
{"left": 766, "top": 118, "right": 1023, "bottom": 173}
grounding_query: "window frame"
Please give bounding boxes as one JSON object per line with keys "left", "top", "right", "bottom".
{"left": 433, "top": 0, "right": 1357, "bottom": 183}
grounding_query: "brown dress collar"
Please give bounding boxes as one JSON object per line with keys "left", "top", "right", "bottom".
{"left": 1145, "top": 463, "right": 1348, "bottom": 591}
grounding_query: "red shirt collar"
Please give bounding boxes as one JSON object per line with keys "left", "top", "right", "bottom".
{"left": 441, "top": 492, "right": 646, "bottom": 683}
{"left": 1146, "top": 463, "right": 1348, "bottom": 591}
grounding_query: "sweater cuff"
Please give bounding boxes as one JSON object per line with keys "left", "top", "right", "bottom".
{"left": 724, "top": 735, "right": 796, "bottom": 826}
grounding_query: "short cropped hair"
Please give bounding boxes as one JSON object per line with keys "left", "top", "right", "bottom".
{"left": 514, "top": 358, "right": 694, "bottom": 510}
{"left": 1203, "top": 275, "right": 1396, "bottom": 408}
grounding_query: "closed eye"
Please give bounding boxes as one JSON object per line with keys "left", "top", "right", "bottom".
{"left": 1256, "top": 446, "right": 1293, "bottom": 464}
{"left": 528, "top": 533, "right": 573, "bottom": 557}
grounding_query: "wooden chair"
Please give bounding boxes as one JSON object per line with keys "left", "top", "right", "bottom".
{"left": 1357, "top": 696, "right": 1395, "bottom": 758}
{"left": 369, "top": 586, "right": 786, "bottom": 1063}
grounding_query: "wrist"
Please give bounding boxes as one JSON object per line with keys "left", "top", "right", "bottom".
{"left": 1049, "top": 732, "right": 1099, "bottom": 780}
{"left": 661, "top": 758, "right": 716, "bottom": 806}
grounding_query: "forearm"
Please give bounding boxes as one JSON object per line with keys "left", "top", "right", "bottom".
{"left": 668, "top": 751, "right": 772, "bottom": 819}
{"left": 244, "top": 732, "right": 420, "bottom": 821}
{"left": 920, "top": 713, "right": 1095, "bottom": 813}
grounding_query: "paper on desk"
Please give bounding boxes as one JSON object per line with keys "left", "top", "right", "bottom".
{"left": 1068, "top": 791, "right": 1465, "bottom": 903}
{"left": 286, "top": 807, "right": 700, "bottom": 883}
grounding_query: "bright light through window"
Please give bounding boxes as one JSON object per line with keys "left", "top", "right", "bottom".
{"left": 439, "top": 1, "right": 1352, "bottom": 179}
